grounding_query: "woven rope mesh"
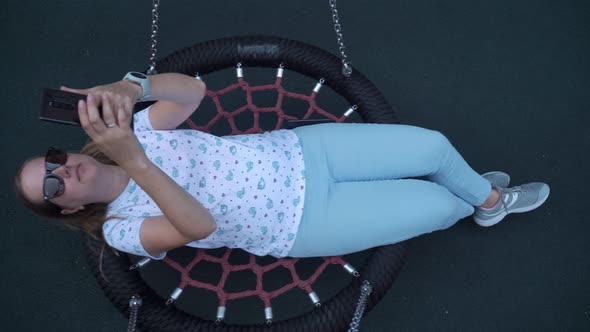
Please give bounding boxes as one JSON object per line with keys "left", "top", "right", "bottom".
{"left": 130, "top": 66, "right": 373, "bottom": 325}
{"left": 187, "top": 73, "right": 346, "bottom": 133}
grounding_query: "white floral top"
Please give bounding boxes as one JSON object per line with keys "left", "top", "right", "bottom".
{"left": 103, "top": 107, "right": 306, "bottom": 259}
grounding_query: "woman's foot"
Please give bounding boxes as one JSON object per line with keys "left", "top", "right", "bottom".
{"left": 473, "top": 182, "right": 551, "bottom": 227}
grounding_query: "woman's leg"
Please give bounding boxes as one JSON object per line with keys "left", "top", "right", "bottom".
{"left": 288, "top": 178, "right": 474, "bottom": 257}
{"left": 288, "top": 122, "right": 492, "bottom": 257}
{"left": 292, "top": 123, "right": 492, "bottom": 207}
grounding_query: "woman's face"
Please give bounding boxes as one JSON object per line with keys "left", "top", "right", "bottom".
{"left": 20, "top": 152, "right": 103, "bottom": 211}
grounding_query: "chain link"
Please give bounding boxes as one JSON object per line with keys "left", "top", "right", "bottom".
{"left": 147, "top": 0, "right": 160, "bottom": 75}
{"left": 347, "top": 280, "right": 373, "bottom": 332}
{"left": 127, "top": 294, "right": 143, "bottom": 332}
{"left": 328, "top": 0, "right": 353, "bottom": 76}
{"left": 148, "top": 0, "right": 350, "bottom": 77}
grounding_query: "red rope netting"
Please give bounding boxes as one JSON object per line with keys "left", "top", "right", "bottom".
{"left": 186, "top": 65, "right": 347, "bottom": 133}
{"left": 142, "top": 66, "right": 362, "bottom": 323}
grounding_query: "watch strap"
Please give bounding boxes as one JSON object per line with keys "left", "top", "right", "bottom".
{"left": 123, "top": 72, "right": 151, "bottom": 101}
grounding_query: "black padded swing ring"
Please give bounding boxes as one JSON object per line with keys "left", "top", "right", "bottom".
{"left": 82, "top": 35, "right": 410, "bottom": 332}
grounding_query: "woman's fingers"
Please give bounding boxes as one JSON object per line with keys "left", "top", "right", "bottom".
{"left": 78, "top": 99, "right": 98, "bottom": 139}
{"left": 121, "top": 95, "right": 134, "bottom": 126}
{"left": 86, "top": 94, "right": 106, "bottom": 131}
{"left": 117, "top": 96, "right": 131, "bottom": 127}
{"left": 101, "top": 94, "right": 118, "bottom": 128}
{"left": 60, "top": 86, "right": 90, "bottom": 95}
{"left": 62, "top": 83, "right": 137, "bottom": 127}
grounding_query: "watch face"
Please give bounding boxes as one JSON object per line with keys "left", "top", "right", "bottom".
{"left": 130, "top": 72, "right": 147, "bottom": 79}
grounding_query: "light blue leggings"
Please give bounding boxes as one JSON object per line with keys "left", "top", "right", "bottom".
{"left": 287, "top": 123, "right": 492, "bottom": 258}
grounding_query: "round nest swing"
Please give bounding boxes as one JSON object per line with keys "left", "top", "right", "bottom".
{"left": 82, "top": 35, "right": 410, "bottom": 332}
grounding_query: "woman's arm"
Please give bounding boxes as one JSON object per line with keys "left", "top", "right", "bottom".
{"left": 62, "top": 72, "right": 207, "bottom": 130}
{"left": 140, "top": 215, "right": 207, "bottom": 257}
{"left": 130, "top": 73, "right": 207, "bottom": 130}
{"left": 124, "top": 158, "right": 217, "bottom": 240}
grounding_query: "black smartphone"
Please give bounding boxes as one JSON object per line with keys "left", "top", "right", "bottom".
{"left": 39, "top": 88, "right": 133, "bottom": 129}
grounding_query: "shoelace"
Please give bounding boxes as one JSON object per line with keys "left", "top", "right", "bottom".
{"left": 495, "top": 185, "right": 527, "bottom": 213}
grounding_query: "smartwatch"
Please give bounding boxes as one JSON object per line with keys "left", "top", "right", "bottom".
{"left": 123, "top": 71, "right": 151, "bottom": 101}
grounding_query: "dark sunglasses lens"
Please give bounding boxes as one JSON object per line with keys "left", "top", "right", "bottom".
{"left": 44, "top": 176, "right": 64, "bottom": 199}
{"left": 46, "top": 148, "right": 67, "bottom": 169}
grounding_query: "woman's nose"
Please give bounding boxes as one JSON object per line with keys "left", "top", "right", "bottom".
{"left": 53, "top": 165, "right": 72, "bottom": 178}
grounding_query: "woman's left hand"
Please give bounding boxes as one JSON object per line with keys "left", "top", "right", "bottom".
{"left": 78, "top": 93, "right": 148, "bottom": 169}
{"left": 61, "top": 80, "right": 142, "bottom": 123}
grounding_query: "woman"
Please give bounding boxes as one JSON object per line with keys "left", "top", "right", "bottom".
{"left": 14, "top": 73, "right": 550, "bottom": 260}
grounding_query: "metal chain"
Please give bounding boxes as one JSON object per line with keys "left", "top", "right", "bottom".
{"left": 149, "top": 0, "right": 350, "bottom": 77}
{"left": 127, "top": 294, "right": 143, "bottom": 332}
{"left": 347, "top": 280, "right": 373, "bottom": 332}
{"left": 147, "top": 0, "right": 160, "bottom": 75}
{"left": 328, "top": 0, "right": 353, "bottom": 77}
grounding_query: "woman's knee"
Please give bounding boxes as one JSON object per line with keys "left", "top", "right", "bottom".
{"left": 430, "top": 184, "right": 475, "bottom": 229}
{"left": 425, "top": 129, "right": 453, "bottom": 152}
{"left": 443, "top": 197, "right": 474, "bottom": 229}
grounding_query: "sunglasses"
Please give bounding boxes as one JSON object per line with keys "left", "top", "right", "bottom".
{"left": 43, "top": 147, "right": 67, "bottom": 202}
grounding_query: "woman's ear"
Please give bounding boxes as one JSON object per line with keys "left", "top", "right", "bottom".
{"left": 60, "top": 206, "right": 85, "bottom": 215}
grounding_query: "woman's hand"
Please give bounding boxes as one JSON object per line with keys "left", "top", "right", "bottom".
{"left": 62, "top": 80, "right": 142, "bottom": 126}
{"left": 78, "top": 93, "right": 148, "bottom": 169}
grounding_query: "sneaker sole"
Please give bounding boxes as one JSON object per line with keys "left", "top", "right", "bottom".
{"left": 475, "top": 187, "right": 550, "bottom": 227}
